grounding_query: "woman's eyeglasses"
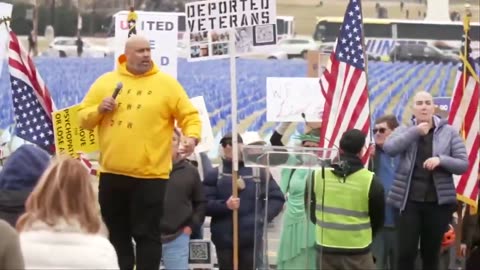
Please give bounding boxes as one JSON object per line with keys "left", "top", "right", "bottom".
{"left": 373, "top": 128, "right": 387, "bottom": 134}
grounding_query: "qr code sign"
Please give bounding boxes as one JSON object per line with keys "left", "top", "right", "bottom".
{"left": 253, "top": 24, "right": 276, "bottom": 46}
{"left": 189, "top": 241, "right": 211, "bottom": 264}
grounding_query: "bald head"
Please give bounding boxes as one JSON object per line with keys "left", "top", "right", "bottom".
{"left": 413, "top": 91, "right": 433, "bottom": 102}
{"left": 124, "top": 35, "right": 152, "bottom": 75}
{"left": 125, "top": 35, "right": 150, "bottom": 53}
{"left": 412, "top": 91, "right": 435, "bottom": 123}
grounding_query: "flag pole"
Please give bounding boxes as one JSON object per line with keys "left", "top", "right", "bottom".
{"left": 229, "top": 28, "right": 239, "bottom": 270}
{"left": 0, "top": 16, "right": 10, "bottom": 29}
{"left": 462, "top": 11, "right": 470, "bottom": 136}
{"left": 454, "top": 5, "right": 471, "bottom": 258}
{"left": 32, "top": 0, "right": 38, "bottom": 56}
{"left": 358, "top": 0, "right": 374, "bottom": 162}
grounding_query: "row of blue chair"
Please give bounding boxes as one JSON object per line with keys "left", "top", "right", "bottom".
{"left": 1, "top": 59, "right": 478, "bottom": 141}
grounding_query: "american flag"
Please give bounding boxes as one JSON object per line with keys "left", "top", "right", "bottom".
{"left": 448, "top": 19, "right": 479, "bottom": 209}
{"left": 78, "top": 152, "right": 98, "bottom": 176}
{"left": 8, "top": 31, "right": 56, "bottom": 153}
{"left": 7, "top": 30, "right": 98, "bottom": 175}
{"left": 319, "top": 0, "right": 371, "bottom": 162}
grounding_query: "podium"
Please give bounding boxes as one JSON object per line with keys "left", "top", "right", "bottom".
{"left": 242, "top": 144, "right": 338, "bottom": 270}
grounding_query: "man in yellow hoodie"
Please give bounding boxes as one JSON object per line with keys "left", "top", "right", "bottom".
{"left": 78, "top": 35, "right": 201, "bottom": 270}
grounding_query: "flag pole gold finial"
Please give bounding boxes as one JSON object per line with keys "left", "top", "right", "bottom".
{"left": 0, "top": 16, "right": 11, "bottom": 26}
{"left": 464, "top": 3, "right": 471, "bottom": 32}
{"left": 0, "top": 17, "right": 11, "bottom": 32}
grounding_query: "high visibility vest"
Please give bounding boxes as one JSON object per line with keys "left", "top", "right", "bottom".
{"left": 313, "top": 168, "right": 373, "bottom": 249}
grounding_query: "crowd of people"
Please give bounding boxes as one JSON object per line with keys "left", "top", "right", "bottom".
{"left": 0, "top": 35, "right": 479, "bottom": 270}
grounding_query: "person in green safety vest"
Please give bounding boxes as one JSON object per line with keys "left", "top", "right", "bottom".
{"left": 305, "top": 129, "right": 385, "bottom": 270}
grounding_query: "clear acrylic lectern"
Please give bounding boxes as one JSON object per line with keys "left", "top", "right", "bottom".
{"left": 242, "top": 144, "right": 339, "bottom": 270}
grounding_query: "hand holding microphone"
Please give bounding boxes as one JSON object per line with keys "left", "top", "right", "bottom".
{"left": 112, "top": 82, "right": 123, "bottom": 99}
{"left": 98, "top": 82, "right": 122, "bottom": 114}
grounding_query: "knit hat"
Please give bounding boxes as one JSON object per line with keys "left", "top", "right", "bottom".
{"left": 339, "top": 129, "right": 366, "bottom": 154}
{"left": 0, "top": 145, "right": 51, "bottom": 190}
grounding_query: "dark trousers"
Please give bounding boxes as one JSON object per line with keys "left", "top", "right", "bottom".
{"left": 319, "top": 252, "right": 376, "bottom": 270}
{"left": 466, "top": 247, "right": 480, "bottom": 270}
{"left": 128, "top": 19, "right": 137, "bottom": 37}
{"left": 372, "top": 227, "right": 397, "bottom": 270}
{"left": 99, "top": 173, "right": 167, "bottom": 270}
{"left": 395, "top": 201, "right": 454, "bottom": 270}
{"left": 216, "top": 247, "right": 254, "bottom": 270}
{"left": 190, "top": 224, "right": 203, "bottom": 240}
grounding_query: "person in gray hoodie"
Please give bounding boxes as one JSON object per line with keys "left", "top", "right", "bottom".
{"left": 0, "top": 144, "right": 51, "bottom": 226}
{"left": 383, "top": 91, "right": 468, "bottom": 270}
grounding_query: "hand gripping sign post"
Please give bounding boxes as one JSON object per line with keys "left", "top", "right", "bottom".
{"left": 185, "top": 0, "right": 276, "bottom": 268}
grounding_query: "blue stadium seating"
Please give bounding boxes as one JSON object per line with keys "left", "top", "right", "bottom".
{"left": 1, "top": 58, "right": 479, "bottom": 145}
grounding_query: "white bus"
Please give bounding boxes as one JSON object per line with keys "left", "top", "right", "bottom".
{"left": 313, "top": 17, "right": 480, "bottom": 59}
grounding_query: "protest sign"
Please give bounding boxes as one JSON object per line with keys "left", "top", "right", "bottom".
{"left": 52, "top": 104, "right": 99, "bottom": 157}
{"left": 186, "top": 0, "right": 277, "bottom": 61}
{"left": 266, "top": 77, "right": 325, "bottom": 122}
{"left": 185, "top": 0, "right": 278, "bottom": 262}
{"left": 186, "top": 0, "right": 276, "bottom": 32}
{"left": 114, "top": 11, "right": 178, "bottom": 78}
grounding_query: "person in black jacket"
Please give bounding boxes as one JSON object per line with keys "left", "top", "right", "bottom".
{"left": 183, "top": 151, "right": 213, "bottom": 240}
{"left": 204, "top": 133, "right": 285, "bottom": 270}
{"left": 161, "top": 129, "right": 206, "bottom": 269}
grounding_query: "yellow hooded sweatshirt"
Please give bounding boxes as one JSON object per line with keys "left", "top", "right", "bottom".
{"left": 78, "top": 55, "right": 202, "bottom": 179}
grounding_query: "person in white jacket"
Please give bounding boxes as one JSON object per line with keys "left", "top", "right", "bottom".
{"left": 16, "top": 155, "right": 119, "bottom": 270}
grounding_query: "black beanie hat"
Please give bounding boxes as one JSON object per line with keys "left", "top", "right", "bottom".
{"left": 339, "top": 129, "right": 366, "bottom": 154}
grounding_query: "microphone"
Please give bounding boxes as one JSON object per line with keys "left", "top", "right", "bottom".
{"left": 112, "top": 82, "right": 123, "bottom": 99}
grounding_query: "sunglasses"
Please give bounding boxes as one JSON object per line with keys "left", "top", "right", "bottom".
{"left": 221, "top": 139, "right": 232, "bottom": 148}
{"left": 373, "top": 128, "right": 387, "bottom": 134}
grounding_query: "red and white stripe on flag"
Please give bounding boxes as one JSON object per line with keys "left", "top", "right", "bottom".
{"left": 78, "top": 152, "right": 98, "bottom": 176}
{"left": 8, "top": 30, "right": 57, "bottom": 153}
{"left": 8, "top": 31, "right": 56, "bottom": 114}
{"left": 319, "top": 0, "right": 372, "bottom": 164}
{"left": 449, "top": 72, "right": 480, "bottom": 206}
{"left": 448, "top": 70, "right": 479, "bottom": 208}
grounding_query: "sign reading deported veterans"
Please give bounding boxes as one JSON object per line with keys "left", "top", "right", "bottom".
{"left": 186, "top": 0, "right": 276, "bottom": 33}
{"left": 52, "top": 104, "right": 99, "bottom": 158}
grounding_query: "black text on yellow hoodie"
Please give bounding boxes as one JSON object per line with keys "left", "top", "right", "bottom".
{"left": 78, "top": 55, "right": 202, "bottom": 179}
